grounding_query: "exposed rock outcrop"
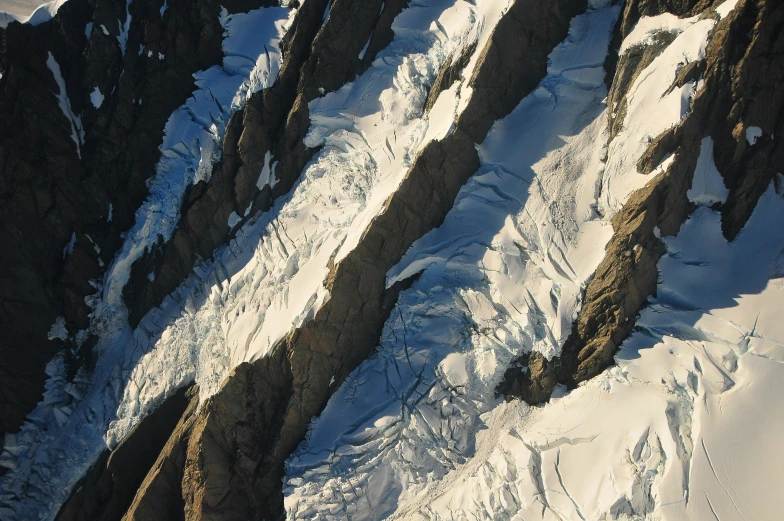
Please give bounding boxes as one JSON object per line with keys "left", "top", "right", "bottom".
{"left": 423, "top": 40, "right": 477, "bottom": 113}
{"left": 501, "top": 0, "right": 784, "bottom": 404}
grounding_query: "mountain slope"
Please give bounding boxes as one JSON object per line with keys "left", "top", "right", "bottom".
{"left": 0, "top": 0, "right": 782, "bottom": 520}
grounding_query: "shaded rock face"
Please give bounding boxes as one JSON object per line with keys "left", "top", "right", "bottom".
{"left": 0, "top": 0, "right": 272, "bottom": 439}
{"left": 55, "top": 386, "right": 195, "bottom": 521}
{"left": 114, "top": 0, "right": 588, "bottom": 520}
{"left": 501, "top": 0, "right": 784, "bottom": 404}
{"left": 121, "top": 389, "right": 200, "bottom": 521}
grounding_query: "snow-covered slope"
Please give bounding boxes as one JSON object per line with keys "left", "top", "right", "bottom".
{"left": 363, "top": 179, "right": 784, "bottom": 521}
{"left": 0, "top": 6, "right": 295, "bottom": 518}
{"left": 1, "top": 0, "right": 511, "bottom": 517}
{"left": 0, "top": 0, "right": 65, "bottom": 27}
{"left": 284, "top": 6, "right": 620, "bottom": 516}
{"left": 284, "top": 1, "right": 784, "bottom": 519}
{"left": 1, "top": 0, "right": 782, "bottom": 519}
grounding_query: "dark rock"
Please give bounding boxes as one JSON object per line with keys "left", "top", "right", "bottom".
{"left": 56, "top": 386, "right": 195, "bottom": 521}
{"left": 0, "top": 0, "right": 269, "bottom": 439}
{"left": 497, "top": 351, "right": 557, "bottom": 405}
{"left": 424, "top": 40, "right": 477, "bottom": 114}
{"left": 122, "top": 388, "right": 201, "bottom": 521}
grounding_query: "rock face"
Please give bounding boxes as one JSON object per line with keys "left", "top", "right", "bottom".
{"left": 500, "top": 0, "right": 784, "bottom": 404}
{"left": 0, "top": 0, "right": 272, "bottom": 440}
{"left": 55, "top": 386, "right": 195, "bottom": 521}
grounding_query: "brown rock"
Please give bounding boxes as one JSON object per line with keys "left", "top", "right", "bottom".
{"left": 56, "top": 386, "right": 196, "bottom": 521}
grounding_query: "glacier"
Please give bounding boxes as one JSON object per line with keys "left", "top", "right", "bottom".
{"left": 2, "top": 0, "right": 782, "bottom": 519}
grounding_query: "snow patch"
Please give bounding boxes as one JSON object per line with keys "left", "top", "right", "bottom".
{"left": 227, "top": 211, "right": 242, "bottom": 230}
{"left": 47, "top": 317, "right": 68, "bottom": 342}
{"left": 256, "top": 150, "right": 277, "bottom": 190}
{"left": 715, "top": 0, "right": 740, "bottom": 19}
{"left": 117, "top": 0, "right": 132, "bottom": 56}
{"left": 601, "top": 14, "right": 716, "bottom": 215}
{"left": 620, "top": 11, "right": 701, "bottom": 54}
{"left": 746, "top": 125, "right": 762, "bottom": 145}
{"left": 62, "top": 232, "right": 76, "bottom": 259}
{"left": 46, "top": 53, "right": 85, "bottom": 158}
{"left": 90, "top": 86, "right": 104, "bottom": 108}
{"left": 687, "top": 137, "right": 729, "bottom": 205}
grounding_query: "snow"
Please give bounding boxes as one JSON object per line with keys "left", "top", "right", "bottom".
{"left": 90, "top": 86, "right": 104, "bottom": 108}
{"left": 601, "top": 14, "right": 716, "bottom": 215}
{"left": 62, "top": 232, "right": 76, "bottom": 259}
{"left": 47, "top": 317, "right": 68, "bottom": 342}
{"left": 620, "top": 11, "right": 702, "bottom": 54}
{"left": 328, "top": 0, "right": 510, "bottom": 267}
{"left": 284, "top": 6, "right": 622, "bottom": 518}
{"left": 227, "top": 211, "right": 242, "bottom": 230}
{"left": 46, "top": 53, "right": 84, "bottom": 158}
{"left": 687, "top": 137, "right": 729, "bottom": 205}
{"left": 358, "top": 33, "right": 372, "bottom": 60}
{"left": 0, "top": 1, "right": 511, "bottom": 518}
{"left": 256, "top": 150, "right": 277, "bottom": 190}
{"left": 411, "top": 181, "right": 784, "bottom": 521}
{"left": 0, "top": 6, "right": 294, "bottom": 520}
{"left": 0, "top": 0, "right": 66, "bottom": 28}
{"left": 745, "top": 125, "right": 762, "bottom": 145}
{"left": 715, "top": 0, "right": 740, "bottom": 19}
{"left": 284, "top": 6, "right": 784, "bottom": 521}
{"left": 4, "top": 1, "right": 783, "bottom": 520}
{"left": 117, "top": 0, "right": 132, "bottom": 56}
